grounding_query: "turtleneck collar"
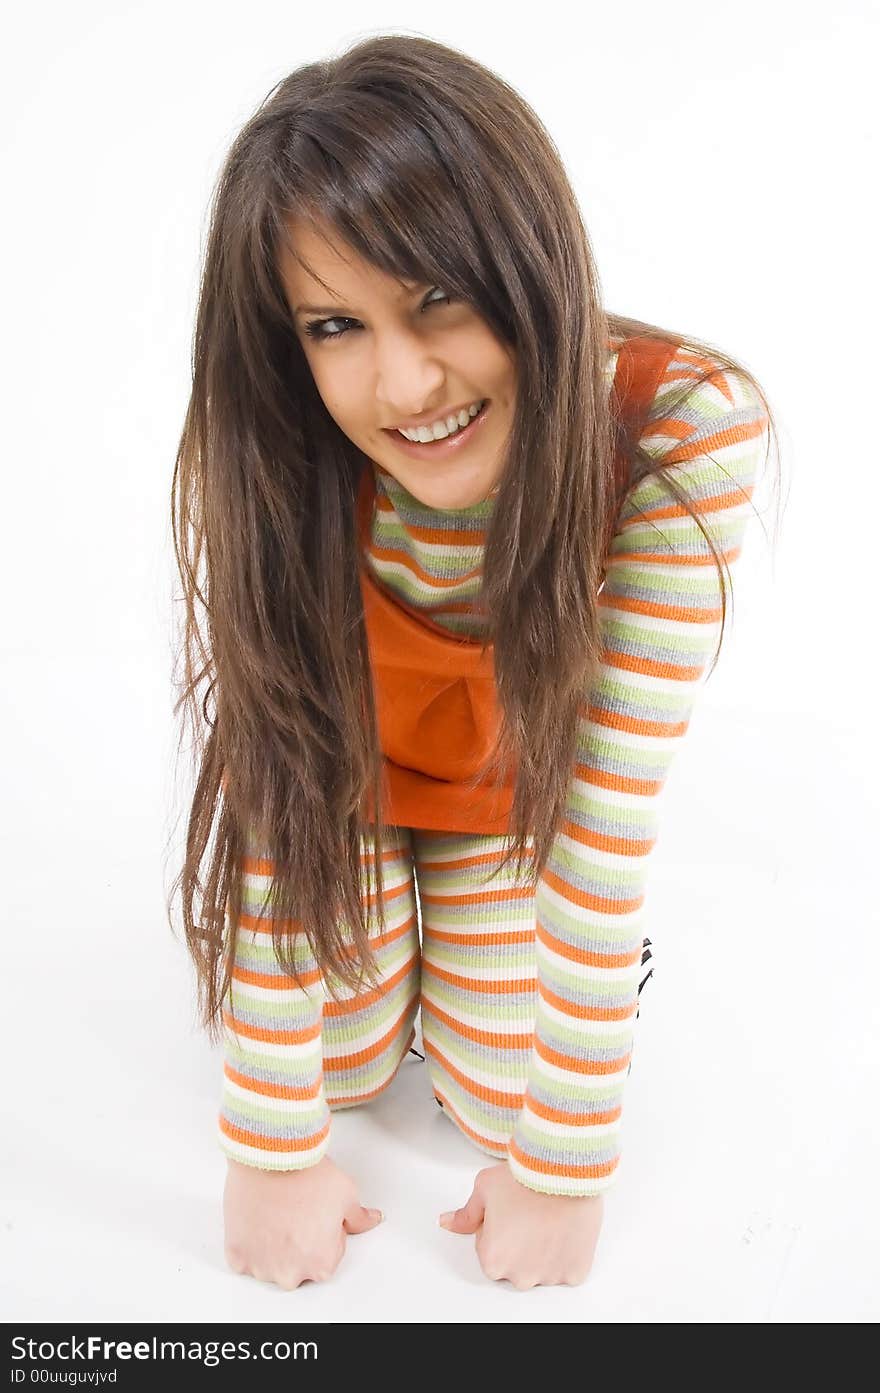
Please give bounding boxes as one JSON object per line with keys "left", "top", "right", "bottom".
{"left": 372, "top": 462, "right": 499, "bottom": 529}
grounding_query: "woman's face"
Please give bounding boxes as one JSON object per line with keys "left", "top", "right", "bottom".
{"left": 277, "top": 216, "right": 517, "bottom": 511}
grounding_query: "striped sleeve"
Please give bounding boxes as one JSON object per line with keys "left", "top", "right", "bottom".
{"left": 506, "top": 351, "right": 770, "bottom": 1197}
{"left": 217, "top": 842, "right": 332, "bottom": 1171}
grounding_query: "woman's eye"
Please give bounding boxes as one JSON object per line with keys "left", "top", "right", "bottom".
{"left": 303, "top": 288, "right": 455, "bottom": 343}
{"left": 303, "top": 316, "right": 354, "bottom": 341}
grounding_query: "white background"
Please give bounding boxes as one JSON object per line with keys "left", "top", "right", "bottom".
{"left": 2, "top": 0, "right": 878, "bottom": 1325}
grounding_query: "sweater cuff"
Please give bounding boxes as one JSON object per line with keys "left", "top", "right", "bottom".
{"left": 505, "top": 1139, "right": 617, "bottom": 1198}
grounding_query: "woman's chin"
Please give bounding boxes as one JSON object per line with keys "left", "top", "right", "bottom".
{"left": 372, "top": 453, "right": 500, "bottom": 511}
{"left": 406, "top": 472, "right": 498, "bottom": 511}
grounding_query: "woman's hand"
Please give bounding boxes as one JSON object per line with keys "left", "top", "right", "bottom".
{"left": 223, "top": 1154, "right": 384, "bottom": 1289}
{"left": 438, "top": 1162, "right": 603, "bottom": 1289}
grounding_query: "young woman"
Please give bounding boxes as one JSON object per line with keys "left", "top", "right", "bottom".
{"left": 169, "top": 33, "right": 779, "bottom": 1292}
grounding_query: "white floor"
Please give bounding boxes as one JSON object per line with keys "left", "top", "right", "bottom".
{"left": 3, "top": 656, "right": 878, "bottom": 1323}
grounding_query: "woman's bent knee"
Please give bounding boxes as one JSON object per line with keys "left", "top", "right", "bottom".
{"left": 325, "top": 1007, "right": 419, "bottom": 1109}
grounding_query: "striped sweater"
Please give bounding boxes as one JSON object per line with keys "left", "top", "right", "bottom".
{"left": 219, "top": 335, "right": 770, "bottom": 1195}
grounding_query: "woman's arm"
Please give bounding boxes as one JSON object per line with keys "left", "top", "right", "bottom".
{"left": 218, "top": 840, "right": 331, "bottom": 1171}
{"left": 506, "top": 351, "right": 770, "bottom": 1196}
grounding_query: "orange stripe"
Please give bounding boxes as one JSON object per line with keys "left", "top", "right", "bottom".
{"left": 325, "top": 1025, "right": 417, "bottom": 1105}
{"left": 424, "top": 1039, "right": 526, "bottom": 1109}
{"left": 368, "top": 540, "right": 483, "bottom": 587}
{"left": 416, "top": 847, "right": 530, "bottom": 873}
{"left": 422, "top": 924, "right": 536, "bottom": 947}
{"left": 662, "top": 355, "right": 737, "bottom": 400}
{"left": 536, "top": 976, "right": 640, "bottom": 1023}
{"left": 221, "top": 1006, "right": 321, "bottom": 1048}
{"left": 598, "top": 591, "right": 723, "bottom": 624}
{"left": 218, "top": 1114, "right": 330, "bottom": 1155}
{"left": 581, "top": 706, "right": 693, "bottom": 738}
{"left": 626, "top": 480, "right": 755, "bottom": 523}
{"left": 553, "top": 815, "right": 656, "bottom": 857}
{"left": 646, "top": 417, "right": 765, "bottom": 463}
{"left": 538, "top": 865, "right": 646, "bottom": 914}
{"left": 323, "top": 991, "right": 420, "bottom": 1071}
{"left": 421, "top": 960, "right": 536, "bottom": 996}
{"left": 521, "top": 1089, "right": 623, "bottom": 1127}
{"left": 420, "top": 994, "right": 535, "bottom": 1050}
{"left": 419, "top": 884, "right": 534, "bottom": 911}
{"left": 530, "top": 1031, "right": 632, "bottom": 1076}
{"left": 507, "top": 1135, "right": 619, "bottom": 1181}
{"left": 371, "top": 491, "right": 490, "bottom": 551}
{"left": 230, "top": 912, "right": 417, "bottom": 987}
{"left": 323, "top": 952, "right": 419, "bottom": 1019}
{"left": 601, "top": 651, "right": 706, "bottom": 681}
{"left": 575, "top": 765, "right": 664, "bottom": 797}
{"left": 536, "top": 918, "right": 644, "bottom": 967}
{"left": 232, "top": 960, "right": 323, "bottom": 992}
{"left": 536, "top": 871, "right": 644, "bottom": 917}
{"left": 222, "top": 1061, "right": 322, "bottom": 1103}
{"left": 611, "top": 544, "right": 743, "bottom": 568}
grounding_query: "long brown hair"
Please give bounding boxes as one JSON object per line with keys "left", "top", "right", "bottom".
{"left": 167, "top": 33, "right": 782, "bottom": 1045}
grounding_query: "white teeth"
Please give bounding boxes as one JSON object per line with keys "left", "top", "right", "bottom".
{"left": 397, "top": 399, "right": 485, "bottom": 442}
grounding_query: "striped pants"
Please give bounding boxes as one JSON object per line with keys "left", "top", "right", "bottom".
{"left": 220, "top": 823, "right": 654, "bottom": 1169}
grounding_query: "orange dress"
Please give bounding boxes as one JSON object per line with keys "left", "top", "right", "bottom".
{"left": 356, "top": 334, "right": 680, "bottom": 835}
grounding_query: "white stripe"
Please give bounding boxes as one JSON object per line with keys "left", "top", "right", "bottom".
{"left": 222, "top": 1027, "right": 321, "bottom": 1063}
{"left": 516, "top": 1101, "right": 621, "bottom": 1140}
{"left": 572, "top": 720, "right": 689, "bottom": 754}
{"left": 533, "top": 994, "right": 637, "bottom": 1035}
{"left": 322, "top": 995, "right": 415, "bottom": 1058}
{"left": 413, "top": 835, "right": 534, "bottom": 866}
{"left": 507, "top": 1155, "right": 616, "bottom": 1196}
{"left": 326, "top": 1070, "right": 408, "bottom": 1104}
{"left": 535, "top": 876, "right": 645, "bottom": 931}
{"left": 597, "top": 601, "right": 725, "bottom": 643}
{"left": 529, "top": 1049, "right": 630, "bottom": 1088}
{"left": 374, "top": 533, "right": 483, "bottom": 562}
{"left": 570, "top": 779, "right": 663, "bottom": 812}
{"left": 421, "top": 959, "right": 537, "bottom": 987}
{"left": 228, "top": 976, "right": 324, "bottom": 1006}
{"left": 428, "top": 1048, "right": 529, "bottom": 1095}
{"left": 233, "top": 933, "right": 415, "bottom": 989}
{"left": 222, "top": 1076, "right": 318, "bottom": 1114}
{"left": 322, "top": 942, "right": 418, "bottom": 999}
{"left": 420, "top": 986, "right": 536, "bottom": 1034}
{"left": 615, "top": 506, "right": 741, "bottom": 542}
{"left": 546, "top": 825, "right": 653, "bottom": 870}
{"left": 218, "top": 1131, "right": 329, "bottom": 1169}
{"left": 439, "top": 1102, "right": 520, "bottom": 1148}
{"left": 605, "top": 556, "right": 728, "bottom": 580}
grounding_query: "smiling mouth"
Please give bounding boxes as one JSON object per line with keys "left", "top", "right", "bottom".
{"left": 383, "top": 400, "right": 491, "bottom": 455}
{"left": 391, "top": 400, "right": 486, "bottom": 440}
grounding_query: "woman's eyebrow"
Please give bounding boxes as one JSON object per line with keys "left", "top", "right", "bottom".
{"left": 294, "top": 280, "right": 424, "bottom": 317}
{"left": 294, "top": 301, "right": 355, "bottom": 316}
